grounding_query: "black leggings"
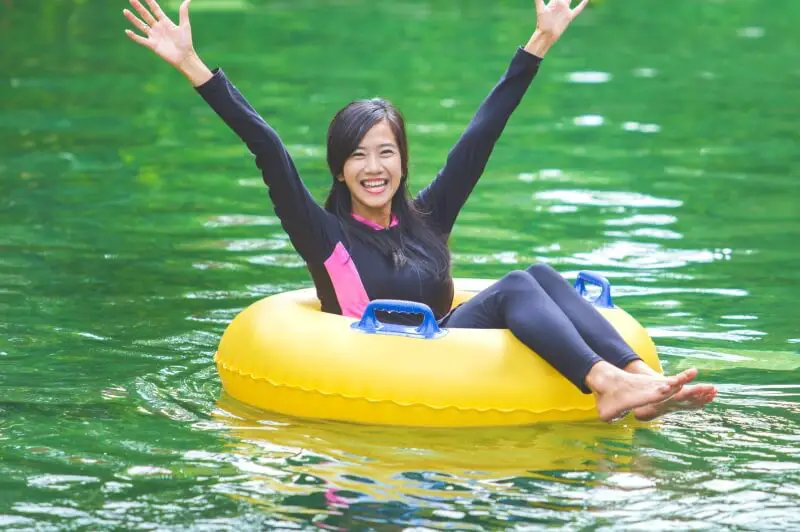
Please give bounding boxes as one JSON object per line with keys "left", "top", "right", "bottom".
{"left": 441, "top": 264, "right": 641, "bottom": 393}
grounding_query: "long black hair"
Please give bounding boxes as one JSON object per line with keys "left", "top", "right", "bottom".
{"left": 324, "top": 98, "right": 451, "bottom": 279}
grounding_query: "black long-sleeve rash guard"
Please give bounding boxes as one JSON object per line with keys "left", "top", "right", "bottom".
{"left": 196, "top": 48, "right": 541, "bottom": 320}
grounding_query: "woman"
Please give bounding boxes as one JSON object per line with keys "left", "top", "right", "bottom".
{"left": 123, "top": 0, "right": 716, "bottom": 422}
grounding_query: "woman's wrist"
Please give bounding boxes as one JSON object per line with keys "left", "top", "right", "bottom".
{"left": 524, "top": 30, "right": 558, "bottom": 58}
{"left": 178, "top": 52, "right": 213, "bottom": 87}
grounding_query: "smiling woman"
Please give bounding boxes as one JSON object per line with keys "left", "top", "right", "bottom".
{"left": 122, "top": 0, "right": 717, "bottom": 422}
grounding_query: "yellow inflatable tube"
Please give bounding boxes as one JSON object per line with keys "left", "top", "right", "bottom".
{"left": 215, "top": 276, "right": 661, "bottom": 427}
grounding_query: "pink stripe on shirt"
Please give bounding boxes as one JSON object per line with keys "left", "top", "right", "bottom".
{"left": 324, "top": 242, "right": 370, "bottom": 318}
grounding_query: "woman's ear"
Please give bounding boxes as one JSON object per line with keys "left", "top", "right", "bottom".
{"left": 336, "top": 174, "right": 345, "bottom": 183}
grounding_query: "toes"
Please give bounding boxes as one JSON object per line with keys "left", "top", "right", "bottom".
{"left": 663, "top": 368, "right": 698, "bottom": 389}
{"left": 655, "top": 383, "right": 681, "bottom": 403}
{"left": 660, "top": 378, "right": 684, "bottom": 395}
{"left": 675, "top": 367, "right": 698, "bottom": 385}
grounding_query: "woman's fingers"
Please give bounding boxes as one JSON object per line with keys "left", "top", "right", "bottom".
{"left": 144, "top": 0, "right": 168, "bottom": 21}
{"left": 571, "top": 0, "right": 589, "bottom": 17}
{"left": 178, "top": 0, "right": 191, "bottom": 28}
{"left": 124, "top": 28, "right": 152, "bottom": 49}
{"left": 129, "top": 0, "right": 157, "bottom": 26}
{"left": 534, "top": 0, "right": 546, "bottom": 12}
{"left": 123, "top": 8, "right": 150, "bottom": 35}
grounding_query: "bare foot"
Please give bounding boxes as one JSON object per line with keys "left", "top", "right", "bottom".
{"left": 586, "top": 362, "right": 689, "bottom": 422}
{"left": 633, "top": 384, "right": 717, "bottom": 421}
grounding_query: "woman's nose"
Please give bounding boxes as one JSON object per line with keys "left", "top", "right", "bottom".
{"left": 365, "top": 153, "right": 382, "bottom": 173}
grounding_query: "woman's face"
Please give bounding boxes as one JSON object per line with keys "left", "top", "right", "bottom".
{"left": 338, "top": 120, "right": 402, "bottom": 221}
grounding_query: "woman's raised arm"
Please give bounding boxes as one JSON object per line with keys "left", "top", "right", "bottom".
{"left": 122, "top": 0, "right": 336, "bottom": 264}
{"left": 415, "top": 0, "right": 589, "bottom": 236}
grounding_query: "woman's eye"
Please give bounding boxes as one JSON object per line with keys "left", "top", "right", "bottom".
{"left": 380, "top": 150, "right": 395, "bottom": 157}
{"left": 351, "top": 152, "right": 365, "bottom": 159}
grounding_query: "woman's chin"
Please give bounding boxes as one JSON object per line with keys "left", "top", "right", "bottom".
{"left": 356, "top": 197, "right": 392, "bottom": 212}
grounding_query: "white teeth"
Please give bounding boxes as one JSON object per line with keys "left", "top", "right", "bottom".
{"left": 362, "top": 179, "right": 388, "bottom": 189}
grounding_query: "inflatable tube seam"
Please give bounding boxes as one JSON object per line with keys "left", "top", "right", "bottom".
{"left": 216, "top": 356, "right": 595, "bottom": 416}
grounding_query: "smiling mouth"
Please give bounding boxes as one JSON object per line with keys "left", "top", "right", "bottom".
{"left": 360, "top": 179, "right": 389, "bottom": 194}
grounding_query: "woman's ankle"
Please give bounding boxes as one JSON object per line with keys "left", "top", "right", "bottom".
{"left": 584, "top": 361, "right": 617, "bottom": 394}
{"left": 624, "top": 359, "right": 658, "bottom": 377}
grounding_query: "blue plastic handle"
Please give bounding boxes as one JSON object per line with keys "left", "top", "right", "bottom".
{"left": 573, "top": 271, "right": 614, "bottom": 308}
{"left": 351, "top": 299, "right": 445, "bottom": 339}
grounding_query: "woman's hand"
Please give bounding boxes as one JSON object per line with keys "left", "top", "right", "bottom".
{"left": 123, "top": 0, "right": 212, "bottom": 85}
{"left": 525, "top": 0, "right": 589, "bottom": 57}
{"left": 535, "top": 0, "right": 589, "bottom": 41}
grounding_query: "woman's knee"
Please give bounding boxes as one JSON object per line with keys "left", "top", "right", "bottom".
{"left": 527, "top": 262, "right": 561, "bottom": 277}
{"left": 526, "top": 262, "right": 561, "bottom": 280}
{"left": 498, "top": 270, "right": 544, "bottom": 295}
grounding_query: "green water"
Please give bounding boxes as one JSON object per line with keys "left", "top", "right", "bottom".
{"left": 1, "top": 0, "right": 799, "bottom": 529}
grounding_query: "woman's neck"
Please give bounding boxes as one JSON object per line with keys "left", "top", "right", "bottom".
{"left": 351, "top": 204, "right": 392, "bottom": 229}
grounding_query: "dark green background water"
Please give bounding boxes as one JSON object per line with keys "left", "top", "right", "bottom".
{"left": 1, "top": 0, "right": 798, "bottom": 529}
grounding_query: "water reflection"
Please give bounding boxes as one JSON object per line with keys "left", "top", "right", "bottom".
{"left": 567, "top": 71, "right": 611, "bottom": 84}
{"left": 213, "top": 395, "right": 644, "bottom": 502}
{"left": 569, "top": 241, "right": 726, "bottom": 269}
{"left": 573, "top": 114, "right": 604, "bottom": 127}
{"left": 534, "top": 189, "right": 682, "bottom": 208}
{"left": 622, "top": 121, "right": 661, "bottom": 133}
